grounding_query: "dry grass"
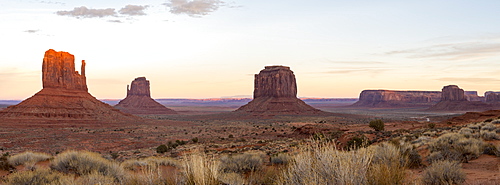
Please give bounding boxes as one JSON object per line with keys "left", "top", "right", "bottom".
{"left": 421, "top": 160, "right": 465, "bottom": 185}
{"left": 427, "top": 133, "right": 485, "bottom": 163}
{"left": 368, "top": 143, "right": 407, "bottom": 185}
{"left": 7, "top": 151, "right": 51, "bottom": 168}
{"left": 180, "top": 152, "right": 220, "bottom": 185}
{"left": 50, "top": 150, "right": 125, "bottom": 183}
{"left": 277, "top": 141, "right": 373, "bottom": 185}
{"left": 4, "top": 168, "right": 73, "bottom": 185}
{"left": 219, "top": 153, "right": 264, "bottom": 173}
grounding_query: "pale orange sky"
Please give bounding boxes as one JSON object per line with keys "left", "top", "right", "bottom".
{"left": 1, "top": 0, "right": 500, "bottom": 100}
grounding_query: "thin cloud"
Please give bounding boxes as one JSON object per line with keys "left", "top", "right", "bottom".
{"left": 387, "top": 41, "right": 500, "bottom": 61}
{"left": 436, "top": 77, "right": 500, "bottom": 83}
{"left": 326, "top": 60, "right": 386, "bottom": 65}
{"left": 24, "top": 30, "right": 40, "bottom": 33}
{"left": 324, "top": 68, "right": 391, "bottom": 75}
{"left": 38, "top": 1, "right": 65, "bottom": 5}
{"left": 119, "top": 5, "right": 148, "bottom": 16}
{"left": 164, "top": 0, "right": 224, "bottom": 17}
{"left": 56, "top": 6, "right": 116, "bottom": 18}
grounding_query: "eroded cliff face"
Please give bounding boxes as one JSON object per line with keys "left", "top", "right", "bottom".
{"left": 115, "top": 77, "right": 176, "bottom": 115}
{"left": 42, "top": 49, "right": 87, "bottom": 91}
{"left": 352, "top": 90, "right": 441, "bottom": 107}
{"left": 127, "top": 77, "right": 151, "bottom": 97}
{"left": 441, "top": 85, "right": 466, "bottom": 101}
{"left": 236, "top": 66, "right": 321, "bottom": 114}
{"left": 254, "top": 66, "right": 297, "bottom": 98}
{"left": 0, "top": 49, "right": 139, "bottom": 122}
{"left": 485, "top": 91, "right": 500, "bottom": 102}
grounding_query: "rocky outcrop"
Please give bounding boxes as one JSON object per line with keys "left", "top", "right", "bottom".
{"left": 441, "top": 85, "right": 466, "bottom": 101}
{"left": 428, "top": 85, "right": 492, "bottom": 111}
{"left": 42, "top": 49, "right": 87, "bottom": 91}
{"left": 115, "top": 77, "right": 177, "bottom": 115}
{"left": 236, "top": 66, "right": 321, "bottom": 115}
{"left": 0, "top": 49, "right": 139, "bottom": 122}
{"left": 485, "top": 91, "right": 500, "bottom": 102}
{"left": 351, "top": 90, "right": 441, "bottom": 107}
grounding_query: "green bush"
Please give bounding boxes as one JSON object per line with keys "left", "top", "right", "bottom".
{"left": 157, "top": 145, "right": 170, "bottom": 154}
{"left": 0, "top": 154, "right": 14, "bottom": 171}
{"left": 369, "top": 119, "right": 385, "bottom": 131}
{"left": 346, "top": 135, "right": 371, "bottom": 150}
{"left": 427, "top": 123, "right": 436, "bottom": 129}
{"left": 421, "top": 160, "right": 465, "bottom": 185}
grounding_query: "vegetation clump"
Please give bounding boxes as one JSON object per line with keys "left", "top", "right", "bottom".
{"left": 369, "top": 119, "right": 385, "bottom": 131}
{"left": 421, "top": 160, "right": 465, "bottom": 185}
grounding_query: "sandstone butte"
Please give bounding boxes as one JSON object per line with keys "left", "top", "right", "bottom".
{"left": 0, "top": 49, "right": 139, "bottom": 122}
{"left": 427, "top": 85, "right": 496, "bottom": 111}
{"left": 235, "top": 65, "right": 322, "bottom": 115}
{"left": 115, "top": 77, "right": 177, "bottom": 115}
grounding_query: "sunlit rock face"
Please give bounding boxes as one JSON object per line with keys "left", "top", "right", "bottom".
{"left": 428, "top": 85, "right": 492, "bottom": 112}
{"left": 115, "top": 77, "right": 177, "bottom": 115}
{"left": 42, "top": 49, "right": 87, "bottom": 91}
{"left": 0, "top": 49, "right": 139, "bottom": 122}
{"left": 441, "top": 85, "right": 467, "bottom": 101}
{"left": 351, "top": 90, "right": 441, "bottom": 107}
{"left": 236, "top": 65, "right": 321, "bottom": 115}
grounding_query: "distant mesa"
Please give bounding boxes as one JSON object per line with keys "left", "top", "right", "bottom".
{"left": 235, "top": 65, "right": 322, "bottom": 114}
{"left": 351, "top": 90, "right": 441, "bottom": 107}
{"left": 115, "top": 77, "right": 177, "bottom": 115}
{"left": 0, "top": 49, "right": 139, "bottom": 122}
{"left": 427, "top": 85, "right": 493, "bottom": 111}
{"left": 352, "top": 85, "right": 488, "bottom": 109}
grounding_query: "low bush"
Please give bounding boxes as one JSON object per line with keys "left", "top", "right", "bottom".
{"left": 483, "top": 143, "right": 500, "bottom": 156}
{"left": 481, "top": 130, "right": 499, "bottom": 141}
{"left": 51, "top": 150, "right": 125, "bottom": 182}
{"left": 345, "top": 135, "right": 371, "bottom": 150}
{"left": 122, "top": 156, "right": 178, "bottom": 171}
{"left": 427, "top": 133, "right": 485, "bottom": 163}
{"left": 76, "top": 172, "right": 116, "bottom": 185}
{"left": 0, "top": 154, "right": 14, "bottom": 171}
{"left": 369, "top": 119, "right": 385, "bottom": 131}
{"left": 219, "top": 153, "right": 264, "bottom": 173}
{"left": 4, "top": 169, "right": 73, "bottom": 185}
{"left": 270, "top": 153, "right": 291, "bottom": 165}
{"left": 421, "top": 160, "right": 465, "bottom": 185}
{"left": 7, "top": 151, "right": 52, "bottom": 166}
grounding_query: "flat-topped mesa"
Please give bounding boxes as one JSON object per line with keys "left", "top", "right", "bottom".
{"left": 441, "top": 85, "right": 467, "bottom": 101}
{"left": 42, "top": 49, "right": 87, "bottom": 91}
{"left": 236, "top": 65, "right": 321, "bottom": 115}
{"left": 127, "top": 77, "right": 151, "bottom": 97}
{"left": 254, "top": 65, "right": 297, "bottom": 98}
{"left": 485, "top": 91, "right": 500, "bottom": 102}
{"left": 351, "top": 90, "right": 441, "bottom": 107}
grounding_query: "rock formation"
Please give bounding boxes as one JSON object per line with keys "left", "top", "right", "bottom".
{"left": 428, "top": 85, "right": 492, "bottom": 111}
{"left": 235, "top": 66, "right": 321, "bottom": 114}
{"left": 115, "top": 77, "right": 177, "bottom": 115}
{"left": 485, "top": 91, "right": 500, "bottom": 102}
{"left": 0, "top": 49, "right": 139, "bottom": 122}
{"left": 351, "top": 90, "right": 441, "bottom": 107}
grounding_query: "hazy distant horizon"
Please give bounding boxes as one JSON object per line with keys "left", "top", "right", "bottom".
{"left": 2, "top": 0, "right": 500, "bottom": 99}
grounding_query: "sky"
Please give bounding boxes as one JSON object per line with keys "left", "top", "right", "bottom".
{"left": 1, "top": 0, "right": 500, "bottom": 99}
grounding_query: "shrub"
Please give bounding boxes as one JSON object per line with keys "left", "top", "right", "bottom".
{"left": 0, "top": 154, "right": 14, "bottom": 171}
{"left": 270, "top": 153, "right": 291, "bottom": 165}
{"left": 76, "top": 172, "right": 116, "bottom": 185}
{"left": 122, "top": 156, "right": 178, "bottom": 171}
{"left": 427, "top": 133, "right": 485, "bottom": 163}
{"left": 8, "top": 151, "right": 52, "bottom": 166}
{"left": 278, "top": 142, "right": 373, "bottom": 185}
{"left": 483, "top": 143, "right": 500, "bottom": 156}
{"left": 51, "top": 150, "right": 125, "bottom": 182}
{"left": 369, "top": 119, "right": 385, "bottom": 131}
{"left": 368, "top": 143, "right": 407, "bottom": 185}
{"left": 4, "top": 169, "right": 73, "bottom": 185}
{"left": 157, "top": 145, "right": 170, "bottom": 154}
{"left": 481, "top": 123, "right": 497, "bottom": 131}
{"left": 421, "top": 160, "right": 465, "bottom": 185}
{"left": 427, "top": 123, "right": 436, "bottom": 129}
{"left": 219, "top": 153, "right": 264, "bottom": 173}
{"left": 180, "top": 153, "right": 220, "bottom": 185}
{"left": 480, "top": 130, "right": 499, "bottom": 141}
{"left": 192, "top": 137, "right": 199, "bottom": 143}
{"left": 346, "top": 135, "right": 371, "bottom": 150}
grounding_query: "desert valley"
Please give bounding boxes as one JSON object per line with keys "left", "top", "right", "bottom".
{"left": 0, "top": 49, "right": 499, "bottom": 184}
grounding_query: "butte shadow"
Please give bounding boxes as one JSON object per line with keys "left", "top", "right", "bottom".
{"left": 0, "top": 49, "right": 140, "bottom": 123}
{"left": 115, "top": 77, "right": 177, "bottom": 115}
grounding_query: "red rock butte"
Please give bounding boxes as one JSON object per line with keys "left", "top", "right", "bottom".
{"left": 115, "top": 77, "right": 177, "bottom": 115}
{"left": 235, "top": 65, "right": 321, "bottom": 114}
{"left": 0, "top": 49, "right": 139, "bottom": 122}
{"left": 428, "top": 85, "right": 494, "bottom": 111}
